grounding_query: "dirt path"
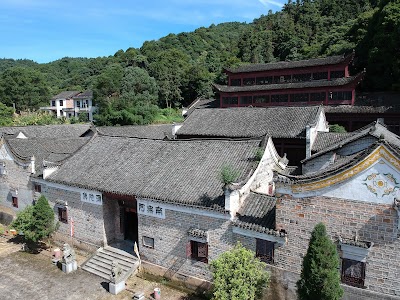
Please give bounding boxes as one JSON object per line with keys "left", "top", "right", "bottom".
{"left": 0, "top": 237, "right": 206, "bottom": 300}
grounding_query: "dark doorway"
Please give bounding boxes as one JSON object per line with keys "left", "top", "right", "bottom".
{"left": 124, "top": 208, "right": 138, "bottom": 243}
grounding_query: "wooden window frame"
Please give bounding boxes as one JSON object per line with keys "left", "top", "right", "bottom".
{"left": 341, "top": 258, "right": 366, "bottom": 288}
{"left": 12, "top": 197, "right": 18, "bottom": 208}
{"left": 187, "top": 240, "right": 208, "bottom": 264}
{"left": 58, "top": 207, "right": 68, "bottom": 224}
{"left": 256, "top": 239, "right": 274, "bottom": 264}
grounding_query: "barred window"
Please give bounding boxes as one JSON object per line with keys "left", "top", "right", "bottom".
{"left": 341, "top": 258, "right": 365, "bottom": 288}
{"left": 256, "top": 239, "right": 274, "bottom": 264}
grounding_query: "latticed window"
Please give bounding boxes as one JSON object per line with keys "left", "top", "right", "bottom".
{"left": 341, "top": 258, "right": 365, "bottom": 288}
{"left": 256, "top": 239, "right": 274, "bottom": 264}
{"left": 187, "top": 240, "right": 208, "bottom": 263}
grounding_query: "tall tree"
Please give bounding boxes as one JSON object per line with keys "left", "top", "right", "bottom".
{"left": 0, "top": 102, "right": 14, "bottom": 126}
{"left": 297, "top": 222, "right": 343, "bottom": 300}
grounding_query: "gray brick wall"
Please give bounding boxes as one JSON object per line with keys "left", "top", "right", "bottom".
{"left": 138, "top": 209, "right": 234, "bottom": 281}
{"left": 0, "top": 159, "right": 34, "bottom": 211}
{"left": 275, "top": 194, "right": 400, "bottom": 297}
{"left": 43, "top": 185, "right": 106, "bottom": 246}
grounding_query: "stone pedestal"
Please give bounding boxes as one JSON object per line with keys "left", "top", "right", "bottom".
{"left": 109, "top": 281, "right": 125, "bottom": 295}
{"left": 62, "top": 261, "right": 78, "bottom": 274}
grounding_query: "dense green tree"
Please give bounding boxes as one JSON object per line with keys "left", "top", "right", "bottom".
{"left": 0, "top": 102, "right": 14, "bottom": 126}
{"left": 0, "top": 67, "right": 50, "bottom": 110}
{"left": 297, "top": 223, "right": 343, "bottom": 300}
{"left": 210, "top": 242, "right": 269, "bottom": 300}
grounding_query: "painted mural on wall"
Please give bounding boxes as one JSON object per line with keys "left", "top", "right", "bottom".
{"left": 363, "top": 170, "right": 399, "bottom": 197}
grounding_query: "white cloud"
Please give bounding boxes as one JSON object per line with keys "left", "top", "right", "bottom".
{"left": 258, "top": 0, "right": 284, "bottom": 8}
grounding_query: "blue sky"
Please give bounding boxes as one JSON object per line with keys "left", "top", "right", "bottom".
{"left": 0, "top": 0, "right": 284, "bottom": 63}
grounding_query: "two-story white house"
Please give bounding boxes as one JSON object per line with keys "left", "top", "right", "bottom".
{"left": 40, "top": 90, "right": 95, "bottom": 121}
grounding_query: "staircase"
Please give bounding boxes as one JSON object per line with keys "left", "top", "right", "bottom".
{"left": 81, "top": 245, "right": 140, "bottom": 281}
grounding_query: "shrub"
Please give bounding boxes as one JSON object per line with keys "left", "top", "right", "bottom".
{"left": 210, "top": 242, "right": 270, "bottom": 300}
{"left": 220, "top": 164, "right": 240, "bottom": 185}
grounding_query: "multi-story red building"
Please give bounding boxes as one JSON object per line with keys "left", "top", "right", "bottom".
{"left": 214, "top": 52, "right": 365, "bottom": 108}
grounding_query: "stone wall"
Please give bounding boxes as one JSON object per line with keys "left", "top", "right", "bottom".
{"left": 275, "top": 194, "right": 400, "bottom": 297}
{"left": 138, "top": 207, "right": 233, "bottom": 281}
{"left": 0, "top": 156, "right": 34, "bottom": 211}
{"left": 43, "top": 184, "right": 106, "bottom": 246}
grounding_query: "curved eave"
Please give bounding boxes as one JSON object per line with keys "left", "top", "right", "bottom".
{"left": 276, "top": 143, "right": 400, "bottom": 193}
{"left": 224, "top": 52, "right": 355, "bottom": 74}
{"left": 214, "top": 71, "right": 365, "bottom": 94}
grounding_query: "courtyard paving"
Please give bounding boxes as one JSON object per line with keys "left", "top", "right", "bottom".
{"left": 0, "top": 236, "right": 204, "bottom": 300}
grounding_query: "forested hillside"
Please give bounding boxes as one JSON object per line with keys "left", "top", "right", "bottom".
{"left": 0, "top": 0, "right": 398, "bottom": 125}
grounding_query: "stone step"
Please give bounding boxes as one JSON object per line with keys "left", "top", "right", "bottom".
{"left": 90, "top": 257, "right": 131, "bottom": 272}
{"left": 81, "top": 264, "right": 110, "bottom": 280}
{"left": 81, "top": 245, "right": 139, "bottom": 281}
{"left": 104, "top": 245, "right": 136, "bottom": 259}
{"left": 96, "top": 251, "right": 134, "bottom": 268}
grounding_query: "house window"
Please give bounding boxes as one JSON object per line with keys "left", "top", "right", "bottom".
{"left": 256, "top": 76, "right": 273, "bottom": 85}
{"left": 240, "top": 96, "right": 253, "bottom": 105}
{"left": 76, "top": 100, "right": 81, "bottom": 108}
{"left": 222, "top": 97, "right": 238, "bottom": 106}
{"left": 256, "top": 239, "right": 274, "bottom": 264}
{"left": 12, "top": 197, "right": 18, "bottom": 208}
{"left": 271, "top": 94, "right": 289, "bottom": 103}
{"left": 341, "top": 258, "right": 366, "bottom": 288}
{"left": 291, "top": 93, "right": 309, "bottom": 103}
{"left": 312, "top": 72, "right": 328, "bottom": 80}
{"left": 310, "top": 92, "right": 326, "bottom": 102}
{"left": 59, "top": 100, "right": 64, "bottom": 106}
{"left": 230, "top": 78, "right": 241, "bottom": 86}
{"left": 58, "top": 207, "right": 68, "bottom": 223}
{"left": 253, "top": 95, "right": 269, "bottom": 104}
{"left": 188, "top": 240, "right": 208, "bottom": 263}
{"left": 143, "top": 236, "right": 154, "bottom": 249}
{"left": 330, "top": 70, "right": 345, "bottom": 79}
{"left": 51, "top": 100, "right": 56, "bottom": 107}
{"left": 243, "top": 77, "right": 255, "bottom": 86}
{"left": 34, "top": 184, "right": 41, "bottom": 193}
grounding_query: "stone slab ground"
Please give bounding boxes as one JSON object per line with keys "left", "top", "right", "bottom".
{"left": 0, "top": 236, "right": 205, "bottom": 300}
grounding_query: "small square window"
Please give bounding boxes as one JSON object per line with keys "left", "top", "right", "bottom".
{"left": 143, "top": 236, "right": 154, "bottom": 249}
{"left": 59, "top": 100, "right": 64, "bottom": 106}
{"left": 256, "top": 239, "right": 274, "bottom": 264}
{"left": 34, "top": 184, "right": 41, "bottom": 193}
{"left": 12, "top": 197, "right": 18, "bottom": 208}
{"left": 58, "top": 207, "right": 68, "bottom": 223}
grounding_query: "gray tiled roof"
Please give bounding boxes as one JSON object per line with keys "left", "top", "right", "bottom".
{"left": 312, "top": 132, "right": 356, "bottom": 152}
{"left": 225, "top": 54, "right": 351, "bottom": 74}
{"left": 324, "top": 105, "right": 400, "bottom": 114}
{"left": 5, "top": 137, "right": 90, "bottom": 173}
{"left": 304, "top": 121, "right": 400, "bottom": 163}
{"left": 177, "top": 106, "right": 321, "bottom": 139}
{"left": 97, "top": 124, "right": 172, "bottom": 139}
{"left": 73, "top": 90, "right": 93, "bottom": 98}
{"left": 47, "top": 136, "right": 261, "bottom": 211}
{"left": 51, "top": 91, "right": 80, "bottom": 100}
{"left": 0, "top": 124, "right": 92, "bottom": 138}
{"left": 214, "top": 73, "right": 363, "bottom": 93}
{"left": 234, "top": 192, "right": 276, "bottom": 233}
{"left": 183, "top": 98, "right": 219, "bottom": 117}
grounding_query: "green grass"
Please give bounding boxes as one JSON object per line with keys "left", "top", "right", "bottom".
{"left": 153, "top": 108, "right": 184, "bottom": 124}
